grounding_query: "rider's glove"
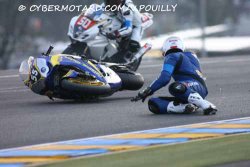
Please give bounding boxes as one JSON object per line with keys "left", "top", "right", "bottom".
{"left": 131, "top": 87, "right": 153, "bottom": 103}
{"left": 106, "top": 30, "right": 120, "bottom": 40}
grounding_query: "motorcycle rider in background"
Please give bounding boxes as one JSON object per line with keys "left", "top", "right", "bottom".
{"left": 132, "top": 36, "right": 217, "bottom": 115}
{"left": 63, "top": 0, "right": 151, "bottom": 64}
{"left": 103, "top": 0, "right": 146, "bottom": 63}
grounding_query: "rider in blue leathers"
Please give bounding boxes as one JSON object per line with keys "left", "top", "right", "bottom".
{"left": 132, "top": 36, "right": 217, "bottom": 115}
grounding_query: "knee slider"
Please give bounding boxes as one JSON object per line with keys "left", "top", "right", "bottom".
{"left": 129, "top": 40, "right": 141, "bottom": 53}
{"left": 169, "top": 82, "right": 187, "bottom": 95}
{"left": 148, "top": 99, "right": 162, "bottom": 115}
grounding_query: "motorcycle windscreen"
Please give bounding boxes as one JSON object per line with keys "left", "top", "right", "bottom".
{"left": 19, "top": 59, "right": 30, "bottom": 82}
{"left": 84, "top": 4, "right": 103, "bottom": 21}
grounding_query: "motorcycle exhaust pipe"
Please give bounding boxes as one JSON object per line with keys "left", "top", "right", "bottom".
{"left": 126, "top": 43, "right": 152, "bottom": 66}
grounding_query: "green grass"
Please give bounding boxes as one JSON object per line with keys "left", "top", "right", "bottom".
{"left": 41, "top": 133, "right": 250, "bottom": 167}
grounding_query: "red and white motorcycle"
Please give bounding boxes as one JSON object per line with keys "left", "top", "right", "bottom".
{"left": 62, "top": 4, "right": 153, "bottom": 71}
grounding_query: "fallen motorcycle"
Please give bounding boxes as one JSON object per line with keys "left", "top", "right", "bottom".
{"left": 19, "top": 46, "right": 144, "bottom": 100}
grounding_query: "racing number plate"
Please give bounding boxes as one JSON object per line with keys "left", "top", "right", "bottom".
{"left": 30, "top": 67, "right": 41, "bottom": 84}
{"left": 76, "top": 16, "right": 96, "bottom": 30}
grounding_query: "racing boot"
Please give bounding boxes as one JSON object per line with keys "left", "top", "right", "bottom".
{"left": 188, "top": 93, "right": 217, "bottom": 115}
{"left": 167, "top": 101, "right": 198, "bottom": 114}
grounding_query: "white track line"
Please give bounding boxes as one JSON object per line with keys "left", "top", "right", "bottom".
{"left": 140, "top": 57, "right": 250, "bottom": 69}
{"left": 0, "top": 89, "right": 29, "bottom": 93}
{"left": 0, "top": 86, "right": 28, "bottom": 93}
{"left": 0, "top": 116, "right": 250, "bottom": 152}
{"left": 0, "top": 74, "right": 19, "bottom": 79}
{"left": 0, "top": 86, "right": 26, "bottom": 91}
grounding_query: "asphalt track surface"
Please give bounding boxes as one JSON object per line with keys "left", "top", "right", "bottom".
{"left": 0, "top": 55, "right": 250, "bottom": 150}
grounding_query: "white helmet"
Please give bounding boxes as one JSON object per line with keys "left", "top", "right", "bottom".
{"left": 162, "top": 36, "right": 185, "bottom": 55}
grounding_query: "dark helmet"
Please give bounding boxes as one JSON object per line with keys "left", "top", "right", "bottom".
{"left": 104, "top": 0, "right": 124, "bottom": 7}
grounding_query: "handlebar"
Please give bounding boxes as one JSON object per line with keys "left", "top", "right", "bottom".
{"left": 42, "top": 45, "right": 54, "bottom": 56}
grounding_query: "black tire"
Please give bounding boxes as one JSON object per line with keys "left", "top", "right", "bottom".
{"left": 116, "top": 71, "right": 144, "bottom": 90}
{"left": 61, "top": 79, "right": 112, "bottom": 95}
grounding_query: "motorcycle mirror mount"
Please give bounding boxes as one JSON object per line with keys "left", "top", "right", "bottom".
{"left": 42, "top": 45, "right": 54, "bottom": 56}
{"left": 98, "top": 26, "right": 106, "bottom": 36}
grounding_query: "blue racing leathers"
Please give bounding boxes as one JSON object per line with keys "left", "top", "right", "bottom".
{"left": 149, "top": 51, "right": 208, "bottom": 113}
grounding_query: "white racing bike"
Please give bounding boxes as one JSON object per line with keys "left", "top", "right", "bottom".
{"left": 62, "top": 4, "right": 153, "bottom": 71}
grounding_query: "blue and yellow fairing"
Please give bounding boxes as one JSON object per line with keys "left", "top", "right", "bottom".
{"left": 48, "top": 54, "right": 106, "bottom": 83}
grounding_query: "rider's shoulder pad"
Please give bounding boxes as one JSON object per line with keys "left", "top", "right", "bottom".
{"left": 123, "top": 0, "right": 136, "bottom": 12}
{"left": 166, "top": 52, "right": 181, "bottom": 58}
{"left": 184, "top": 51, "right": 198, "bottom": 59}
{"left": 123, "top": 10, "right": 130, "bottom": 16}
{"left": 164, "top": 53, "right": 181, "bottom": 63}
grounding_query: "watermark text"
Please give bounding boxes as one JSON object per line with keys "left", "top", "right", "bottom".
{"left": 18, "top": 4, "right": 178, "bottom": 13}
